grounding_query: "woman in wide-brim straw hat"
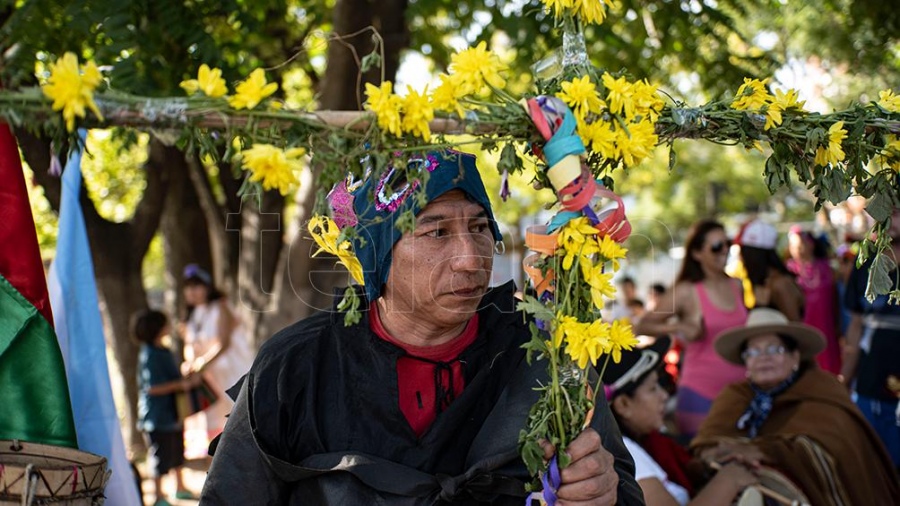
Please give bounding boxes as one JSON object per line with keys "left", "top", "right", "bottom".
{"left": 691, "top": 308, "right": 900, "bottom": 505}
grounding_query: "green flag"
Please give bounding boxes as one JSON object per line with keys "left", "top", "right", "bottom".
{"left": 0, "top": 273, "right": 77, "bottom": 446}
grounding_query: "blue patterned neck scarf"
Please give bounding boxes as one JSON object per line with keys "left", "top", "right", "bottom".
{"left": 737, "top": 370, "right": 799, "bottom": 438}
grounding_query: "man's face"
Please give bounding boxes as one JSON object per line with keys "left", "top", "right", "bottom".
{"left": 381, "top": 190, "right": 495, "bottom": 329}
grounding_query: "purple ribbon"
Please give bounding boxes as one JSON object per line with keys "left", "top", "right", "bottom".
{"left": 581, "top": 205, "right": 600, "bottom": 226}
{"left": 500, "top": 169, "right": 511, "bottom": 202}
{"left": 540, "top": 455, "right": 561, "bottom": 505}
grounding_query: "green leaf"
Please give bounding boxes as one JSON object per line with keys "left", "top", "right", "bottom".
{"left": 806, "top": 127, "right": 826, "bottom": 153}
{"left": 764, "top": 155, "right": 789, "bottom": 194}
{"left": 360, "top": 51, "right": 382, "bottom": 74}
{"left": 668, "top": 144, "right": 677, "bottom": 171}
{"left": 517, "top": 295, "right": 555, "bottom": 322}
{"left": 498, "top": 143, "right": 521, "bottom": 174}
{"left": 866, "top": 253, "right": 895, "bottom": 303}
{"left": 822, "top": 167, "right": 851, "bottom": 205}
{"left": 520, "top": 440, "right": 544, "bottom": 476}
{"left": 867, "top": 187, "right": 895, "bottom": 223}
{"left": 338, "top": 288, "right": 362, "bottom": 326}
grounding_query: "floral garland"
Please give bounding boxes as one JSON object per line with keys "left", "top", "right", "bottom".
{"left": 6, "top": 1, "right": 900, "bottom": 499}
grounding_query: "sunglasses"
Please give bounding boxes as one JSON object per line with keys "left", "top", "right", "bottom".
{"left": 708, "top": 240, "right": 731, "bottom": 253}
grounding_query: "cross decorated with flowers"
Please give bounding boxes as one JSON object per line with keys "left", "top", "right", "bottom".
{"left": 3, "top": 0, "right": 900, "bottom": 501}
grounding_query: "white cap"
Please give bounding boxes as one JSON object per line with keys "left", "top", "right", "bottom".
{"left": 735, "top": 219, "right": 777, "bottom": 249}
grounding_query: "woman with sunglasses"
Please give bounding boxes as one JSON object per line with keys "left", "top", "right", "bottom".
{"left": 692, "top": 308, "right": 900, "bottom": 505}
{"left": 634, "top": 219, "right": 748, "bottom": 438}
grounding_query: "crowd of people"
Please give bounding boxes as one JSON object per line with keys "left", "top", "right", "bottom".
{"left": 131, "top": 151, "right": 900, "bottom": 505}
{"left": 612, "top": 214, "right": 900, "bottom": 504}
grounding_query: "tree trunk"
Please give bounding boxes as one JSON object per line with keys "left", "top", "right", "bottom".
{"left": 90, "top": 232, "right": 150, "bottom": 454}
{"left": 160, "top": 145, "right": 212, "bottom": 337}
{"left": 236, "top": 189, "right": 284, "bottom": 348}
{"left": 371, "top": 0, "right": 409, "bottom": 88}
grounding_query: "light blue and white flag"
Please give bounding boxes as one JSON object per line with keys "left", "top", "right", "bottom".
{"left": 48, "top": 129, "right": 142, "bottom": 506}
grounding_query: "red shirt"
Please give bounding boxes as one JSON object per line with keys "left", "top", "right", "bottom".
{"left": 369, "top": 303, "right": 479, "bottom": 437}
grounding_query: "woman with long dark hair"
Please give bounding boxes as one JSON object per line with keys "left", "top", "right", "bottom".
{"left": 734, "top": 219, "right": 804, "bottom": 322}
{"left": 635, "top": 220, "right": 748, "bottom": 438}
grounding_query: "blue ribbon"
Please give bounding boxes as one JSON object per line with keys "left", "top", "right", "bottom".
{"left": 542, "top": 109, "right": 585, "bottom": 167}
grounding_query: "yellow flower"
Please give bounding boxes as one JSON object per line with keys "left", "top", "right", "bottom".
{"left": 309, "top": 215, "right": 341, "bottom": 256}
{"left": 575, "top": 0, "right": 618, "bottom": 25}
{"left": 400, "top": 86, "right": 434, "bottom": 141}
{"left": 602, "top": 73, "right": 634, "bottom": 118}
{"left": 431, "top": 74, "right": 466, "bottom": 118}
{"left": 542, "top": 0, "right": 618, "bottom": 26}
{"left": 240, "top": 144, "right": 305, "bottom": 195}
{"left": 578, "top": 119, "right": 618, "bottom": 160}
{"left": 608, "top": 319, "right": 637, "bottom": 363}
{"left": 878, "top": 89, "right": 900, "bottom": 114}
{"left": 228, "top": 69, "right": 278, "bottom": 110}
{"left": 553, "top": 313, "right": 580, "bottom": 348}
{"left": 631, "top": 79, "right": 664, "bottom": 122}
{"left": 814, "top": 121, "right": 847, "bottom": 167}
{"left": 584, "top": 263, "right": 616, "bottom": 310}
{"left": 180, "top": 64, "right": 228, "bottom": 98}
{"left": 598, "top": 234, "right": 628, "bottom": 271}
{"left": 566, "top": 319, "right": 612, "bottom": 369}
{"left": 540, "top": 0, "right": 575, "bottom": 19}
{"left": 558, "top": 217, "right": 600, "bottom": 270}
{"left": 365, "top": 81, "right": 403, "bottom": 137}
{"left": 763, "top": 102, "right": 783, "bottom": 130}
{"left": 614, "top": 120, "right": 658, "bottom": 167}
{"left": 339, "top": 250, "right": 364, "bottom": 285}
{"left": 449, "top": 41, "right": 507, "bottom": 96}
{"left": 308, "top": 215, "right": 364, "bottom": 285}
{"left": 558, "top": 76, "right": 604, "bottom": 119}
{"left": 731, "top": 78, "right": 773, "bottom": 111}
{"left": 882, "top": 135, "right": 900, "bottom": 171}
{"left": 772, "top": 88, "right": 806, "bottom": 112}
{"left": 41, "top": 52, "right": 104, "bottom": 132}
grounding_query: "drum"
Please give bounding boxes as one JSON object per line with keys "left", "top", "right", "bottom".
{"left": 0, "top": 440, "right": 109, "bottom": 505}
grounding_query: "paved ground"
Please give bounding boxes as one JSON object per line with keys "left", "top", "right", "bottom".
{"left": 138, "top": 457, "right": 209, "bottom": 506}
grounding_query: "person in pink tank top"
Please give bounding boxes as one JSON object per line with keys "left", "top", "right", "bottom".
{"left": 635, "top": 220, "right": 748, "bottom": 438}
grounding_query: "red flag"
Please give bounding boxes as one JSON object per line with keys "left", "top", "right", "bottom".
{"left": 0, "top": 123, "right": 54, "bottom": 326}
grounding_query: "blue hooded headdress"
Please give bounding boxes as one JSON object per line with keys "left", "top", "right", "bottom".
{"left": 348, "top": 151, "right": 502, "bottom": 302}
